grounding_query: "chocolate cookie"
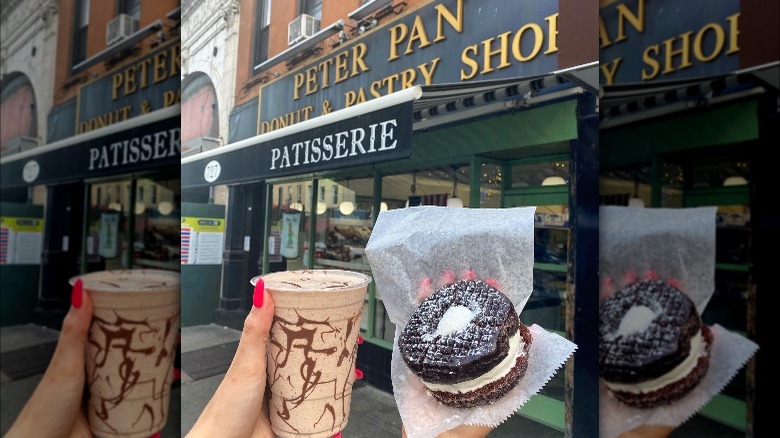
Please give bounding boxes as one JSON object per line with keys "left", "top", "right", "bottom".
{"left": 599, "top": 279, "right": 711, "bottom": 408}
{"left": 399, "top": 279, "right": 531, "bottom": 407}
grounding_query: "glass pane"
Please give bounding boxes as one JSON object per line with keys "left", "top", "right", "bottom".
{"left": 511, "top": 160, "right": 569, "bottom": 187}
{"left": 132, "top": 178, "right": 181, "bottom": 271}
{"left": 312, "top": 177, "right": 373, "bottom": 272}
{"left": 374, "top": 297, "right": 396, "bottom": 343}
{"left": 87, "top": 180, "right": 131, "bottom": 271}
{"left": 480, "top": 163, "right": 503, "bottom": 208}
{"left": 381, "top": 165, "right": 470, "bottom": 209}
{"left": 524, "top": 270, "right": 566, "bottom": 333}
{"left": 270, "top": 179, "right": 310, "bottom": 271}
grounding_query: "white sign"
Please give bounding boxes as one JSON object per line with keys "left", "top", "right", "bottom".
{"left": 99, "top": 213, "right": 120, "bottom": 258}
{"left": 23, "top": 161, "right": 40, "bottom": 183}
{"left": 204, "top": 160, "right": 221, "bottom": 182}
{"left": 280, "top": 212, "right": 301, "bottom": 259}
{"left": 0, "top": 217, "right": 44, "bottom": 265}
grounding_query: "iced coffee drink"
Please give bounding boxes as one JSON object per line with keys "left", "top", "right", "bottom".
{"left": 75, "top": 269, "right": 180, "bottom": 438}
{"left": 251, "top": 269, "right": 371, "bottom": 438}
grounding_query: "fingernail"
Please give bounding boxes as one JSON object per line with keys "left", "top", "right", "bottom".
{"left": 485, "top": 277, "right": 501, "bottom": 289}
{"left": 441, "top": 270, "right": 457, "bottom": 285}
{"left": 253, "top": 278, "right": 265, "bottom": 308}
{"left": 463, "top": 270, "right": 477, "bottom": 280}
{"left": 355, "top": 368, "right": 364, "bottom": 380}
{"left": 645, "top": 269, "right": 659, "bottom": 280}
{"left": 71, "top": 278, "right": 83, "bottom": 309}
{"left": 332, "top": 432, "right": 342, "bottom": 438}
{"left": 357, "top": 335, "right": 363, "bottom": 345}
{"left": 149, "top": 433, "right": 161, "bottom": 438}
{"left": 667, "top": 277, "right": 682, "bottom": 290}
{"left": 622, "top": 270, "right": 638, "bottom": 286}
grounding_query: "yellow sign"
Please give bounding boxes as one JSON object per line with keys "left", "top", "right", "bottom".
{"left": 181, "top": 217, "right": 225, "bottom": 233}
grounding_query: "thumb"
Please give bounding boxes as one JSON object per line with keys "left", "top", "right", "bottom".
{"left": 229, "top": 278, "right": 275, "bottom": 379}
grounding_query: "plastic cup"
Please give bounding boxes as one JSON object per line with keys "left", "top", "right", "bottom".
{"left": 74, "top": 269, "right": 180, "bottom": 438}
{"left": 251, "top": 269, "right": 371, "bottom": 438}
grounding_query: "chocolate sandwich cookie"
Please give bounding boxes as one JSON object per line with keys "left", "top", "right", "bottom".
{"left": 399, "top": 279, "right": 532, "bottom": 408}
{"left": 599, "top": 279, "right": 712, "bottom": 408}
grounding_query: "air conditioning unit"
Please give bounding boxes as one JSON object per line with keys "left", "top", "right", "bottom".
{"left": 288, "top": 14, "right": 321, "bottom": 46}
{"left": 106, "top": 14, "right": 138, "bottom": 46}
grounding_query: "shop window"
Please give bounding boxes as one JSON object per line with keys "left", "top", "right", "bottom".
{"left": 253, "top": 0, "right": 271, "bottom": 66}
{"left": 73, "top": 0, "right": 89, "bottom": 65}
{"left": 480, "top": 163, "right": 503, "bottom": 208}
{"left": 132, "top": 178, "right": 181, "bottom": 271}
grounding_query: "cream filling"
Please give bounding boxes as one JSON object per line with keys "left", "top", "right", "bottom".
{"left": 421, "top": 332, "right": 525, "bottom": 394}
{"left": 604, "top": 331, "right": 707, "bottom": 394}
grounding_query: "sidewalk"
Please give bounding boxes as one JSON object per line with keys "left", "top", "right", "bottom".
{"left": 0, "top": 323, "right": 181, "bottom": 437}
{"left": 181, "top": 324, "right": 562, "bottom": 437}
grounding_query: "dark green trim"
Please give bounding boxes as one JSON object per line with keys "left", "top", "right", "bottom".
{"left": 699, "top": 394, "right": 746, "bottom": 432}
{"left": 80, "top": 184, "right": 89, "bottom": 274}
{"left": 716, "top": 263, "right": 750, "bottom": 273}
{"left": 366, "top": 281, "right": 377, "bottom": 339}
{"left": 684, "top": 185, "right": 750, "bottom": 207}
{"left": 262, "top": 185, "right": 272, "bottom": 274}
{"left": 504, "top": 185, "right": 569, "bottom": 206}
{"left": 127, "top": 179, "right": 137, "bottom": 269}
{"left": 651, "top": 155, "right": 663, "bottom": 208}
{"left": 470, "top": 156, "right": 481, "bottom": 208}
{"left": 601, "top": 100, "right": 760, "bottom": 169}
{"left": 372, "top": 172, "right": 382, "bottom": 226}
{"left": 0, "top": 202, "right": 44, "bottom": 217}
{"left": 181, "top": 202, "right": 227, "bottom": 217}
{"left": 518, "top": 394, "right": 565, "bottom": 431}
{"left": 307, "top": 179, "right": 318, "bottom": 268}
{"left": 360, "top": 334, "right": 393, "bottom": 350}
{"left": 535, "top": 262, "right": 568, "bottom": 273}
{"left": 508, "top": 153, "right": 570, "bottom": 167}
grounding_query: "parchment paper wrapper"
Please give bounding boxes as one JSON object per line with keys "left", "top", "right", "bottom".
{"left": 366, "top": 207, "right": 576, "bottom": 437}
{"left": 599, "top": 206, "right": 716, "bottom": 313}
{"left": 599, "top": 206, "right": 758, "bottom": 437}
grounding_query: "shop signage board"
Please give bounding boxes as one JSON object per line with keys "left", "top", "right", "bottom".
{"left": 599, "top": 0, "right": 740, "bottom": 84}
{"left": 180, "top": 216, "right": 225, "bottom": 265}
{"left": 0, "top": 114, "right": 180, "bottom": 189}
{"left": 182, "top": 98, "right": 413, "bottom": 187}
{"left": 76, "top": 40, "right": 181, "bottom": 134}
{"left": 0, "top": 216, "right": 44, "bottom": 265}
{"left": 257, "top": 0, "right": 559, "bottom": 134}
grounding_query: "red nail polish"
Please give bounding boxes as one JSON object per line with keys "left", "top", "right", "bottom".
{"left": 71, "top": 278, "right": 83, "bottom": 309}
{"left": 355, "top": 368, "right": 364, "bottom": 380}
{"left": 332, "top": 432, "right": 342, "bottom": 438}
{"left": 357, "top": 335, "right": 363, "bottom": 345}
{"left": 463, "top": 270, "right": 477, "bottom": 280}
{"left": 253, "top": 278, "right": 265, "bottom": 308}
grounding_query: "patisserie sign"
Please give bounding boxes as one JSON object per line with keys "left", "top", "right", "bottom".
{"left": 183, "top": 99, "right": 413, "bottom": 186}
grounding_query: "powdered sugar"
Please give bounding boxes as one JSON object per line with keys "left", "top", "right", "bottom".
{"left": 434, "top": 306, "right": 474, "bottom": 336}
{"left": 615, "top": 305, "right": 658, "bottom": 337}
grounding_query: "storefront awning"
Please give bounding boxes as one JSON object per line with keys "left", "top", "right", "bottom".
{"left": 600, "top": 61, "right": 779, "bottom": 129}
{"left": 0, "top": 105, "right": 180, "bottom": 189}
{"left": 181, "top": 63, "right": 598, "bottom": 189}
